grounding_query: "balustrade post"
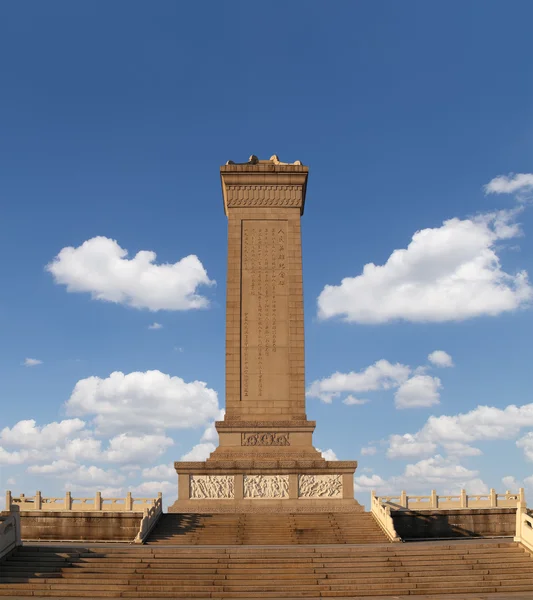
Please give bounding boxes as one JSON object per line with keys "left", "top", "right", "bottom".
{"left": 519, "top": 487, "right": 526, "bottom": 508}
{"left": 5, "top": 491, "right": 12, "bottom": 511}
{"left": 126, "top": 492, "right": 133, "bottom": 511}
{"left": 400, "top": 490, "right": 407, "bottom": 508}
{"left": 430, "top": 489, "right": 437, "bottom": 509}
{"left": 95, "top": 491, "right": 102, "bottom": 510}
{"left": 35, "top": 491, "right": 42, "bottom": 510}
{"left": 490, "top": 488, "right": 497, "bottom": 507}
{"left": 460, "top": 488, "right": 467, "bottom": 508}
{"left": 65, "top": 491, "right": 71, "bottom": 510}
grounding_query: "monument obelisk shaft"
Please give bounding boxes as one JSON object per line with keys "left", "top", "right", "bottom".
{"left": 223, "top": 159, "right": 307, "bottom": 422}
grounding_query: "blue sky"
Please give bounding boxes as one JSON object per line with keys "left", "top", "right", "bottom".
{"left": 1, "top": 1, "right": 532, "bottom": 508}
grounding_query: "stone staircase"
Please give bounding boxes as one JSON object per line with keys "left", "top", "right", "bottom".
{"left": 146, "top": 512, "right": 388, "bottom": 545}
{"left": 2, "top": 539, "right": 533, "bottom": 597}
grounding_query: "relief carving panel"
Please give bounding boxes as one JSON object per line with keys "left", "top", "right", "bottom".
{"left": 241, "top": 432, "right": 290, "bottom": 446}
{"left": 244, "top": 475, "right": 289, "bottom": 498}
{"left": 226, "top": 185, "right": 302, "bottom": 208}
{"left": 190, "top": 475, "right": 235, "bottom": 499}
{"left": 298, "top": 475, "right": 343, "bottom": 498}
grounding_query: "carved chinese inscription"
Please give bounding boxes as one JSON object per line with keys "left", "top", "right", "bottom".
{"left": 241, "top": 220, "right": 289, "bottom": 407}
{"left": 241, "top": 432, "right": 290, "bottom": 446}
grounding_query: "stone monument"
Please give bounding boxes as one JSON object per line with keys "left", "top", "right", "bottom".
{"left": 170, "top": 155, "right": 360, "bottom": 512}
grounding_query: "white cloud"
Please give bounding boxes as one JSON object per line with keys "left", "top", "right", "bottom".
{"left": 317, "top": 209, "right": 531, "bottom": 323}
{"left": 6, "top": 477, "right": 16, "bottom": 486}
{"left": 387, "top": 402, "right": 533, "bottom": 460}
{"left": 27, "top": 460, "right": 77, "bottom": 475}
{"left": 517, "top": 433, "right": 533, "bottom": 461}
{"left": 1, "top": 419, "right": 86, "bottom": 449}
{"left": 428, "top": 350, "right": 454, "bottom": 368}
{"left": 103, "top": 433, "right": 173, "bottom": 464}
{"left": 131, "top": 480, "right": 176, "bottom": 502}
{"left": 317, "top": 448, "right": 338, "bottom": 461}
{"left": 354, "top": 474, "right": 390, "bottom": 493}
{"left": 46, "top": 236, "right": 215, "bottom": 311}
{"left": 403, "top": 455, "right": 478, "bottom": 484}
{"left": 485, "top": 173, "right": 533, "bottom": 197}
{"left": 502, "top": 475, "right": 522, "bottom": 490}
{"left": 307, "top": 359, "right": 410, "bottom": 403}
{"left": 387, "top": 434, "right": 437, "bottom": 459}
{"left": 23, "top": 358, "right": 42, "bottom": 367}
{"left": 148, "top": 322, "right": 163, "bottom": 330}
{"left": 142, "top": 464, "right": 175, "bottom": 479}
{"left": 343, "top": 395, "right": 369, "bottom": 405}
{"left": 0, "top": 447, "right": 31, "bottom": 465}
{"left": 361, "top": 446, "right": 377, "bottom": 456}
{"left": 66, "top": 465, "right": 125, "bottom": 486}
{"left": 63, "top": 438, "right": 102, "bottom": 462}
{"left": 65, "top": 370, "right": 220, "bottom": 435}
{"left": 394, "top": 375, "right": 441, "bottom": 409}
{"left": 180, "top": 442, "right": 215, "bottom": 462}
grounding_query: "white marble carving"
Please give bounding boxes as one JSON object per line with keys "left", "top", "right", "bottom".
{"left": 244, "top": 475, "right": 289, "bottom": 498}
{"left": 190, "top": 475, "right": 234, "bottom": 499}
{"left": 298, "top": 475, "right": 343, "bottom": 498}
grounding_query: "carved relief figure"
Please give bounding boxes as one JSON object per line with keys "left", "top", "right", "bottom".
{"left": 298, "top": 475, "right": 343, "bottom": 498}
{"left": 190, "top": 475, "right": 235, "bottom": 499}
{"left": 244, "top": 475, "right": 289, "bottom": 498}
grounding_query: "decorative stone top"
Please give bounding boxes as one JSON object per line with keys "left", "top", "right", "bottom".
{"left": 225, "top": 155, "right": 304, "bottom": 166}
{"left": 220, "top": 155, "right": 309, "bottom": 215}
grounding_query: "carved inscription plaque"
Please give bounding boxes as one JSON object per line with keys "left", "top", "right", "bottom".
{"left": 241, "top": 432, "right": 290, "bottom": 446}
{"left": 241, "top": 220, "right": 289, "bottom": 405}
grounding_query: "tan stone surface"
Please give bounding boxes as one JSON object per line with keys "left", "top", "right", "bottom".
{"left": 171, "top": 156, "right": 359, "bottom": 511}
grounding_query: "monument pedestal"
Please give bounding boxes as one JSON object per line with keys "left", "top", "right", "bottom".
{"left": 170, "top": 156, "right": 361, "bottom": 513}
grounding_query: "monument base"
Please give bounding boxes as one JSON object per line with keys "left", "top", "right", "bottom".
{"left": 169, "top": 457, "right": 362, "bottom": 513}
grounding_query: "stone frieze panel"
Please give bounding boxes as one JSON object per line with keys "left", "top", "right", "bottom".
{"left": 298, "top": 474, "right": 342, "bottom": 498}
{"left": 243, "top": 475, "right": 289, "bottom": 498}
{"left": 190, "top": 475, "right": 235, "bottom": 499}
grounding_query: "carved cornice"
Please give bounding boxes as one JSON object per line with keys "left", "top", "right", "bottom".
{"left": 225, "top": 185, "right": 303, "bottom": 210}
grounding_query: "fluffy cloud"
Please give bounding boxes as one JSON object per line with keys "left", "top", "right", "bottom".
{"left": 387, "top": 434, "right": 437, "bottom": 459}
{"left": 355, "top": 456, "right": 486, "bottom": 496}
{"left": 65, "top": 370, "right": 219, "bottom": 434}
{"left": 485, "top": 173, "right": 533, "bottom": 197}
{"left": 517, "top": 433, "right": 533, "bottom": 461}
{"left": 27, "top": 460, "right": 77, "bottom": 474}
{"left": 403, "top": 455, "right": 477, "bottom": 484}
{"left": 46, "top": 236, "right": 215, "bottom": 311}
{"left": 394, "top": 375, "right": 441, "bottom": 409}
{"left": 343, "top": 395, "right": 369, "bottom": 405}
{"left": 317, "top": 448, "right": 338, "bottom": 461}
{"left": 1, "top": 419, "right": 86, "bottom": 449}
{"left": 317, "top": 209, "right": 531, "bottom": 323}
{"left": 23, "top": 358, "right": 42, "bottom": 367}
{"left": 148, "top": 322, "right": 163, "bottom": 330}
{"left": 180, "top": 442, "right": 215, "bottom": 461}
{"left": 387, "top": 402, "right": 533, "bottom": 460}
{"left": 103, "top": 433, "right": 173, "bottom": 463}
{"left": 142, "top": 464, "right": 176, "bottom": 479}
{"left": 428, "top": 350, "right": 453, "bottom": 368}
{"left": 361, "top": 446, "right": 377, "bottom": 456}
{"left": 307, "top": 359, "right": 410, "bottom": 403}
{"left": 66, "top": 465, "right": 126, "bottom": 486}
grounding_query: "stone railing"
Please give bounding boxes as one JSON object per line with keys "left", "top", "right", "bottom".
{"left": 134, "top": 493, "right": 163, "bottom": 544}
{"left": 377, "top": 489, "right": 523, "bottom": 510}
{"left": 370, "top": 491, "right": 401, "bottom": 542}
{"left": 0, "top": 510, "right": 21, "bottom": 560}
{"left": 6, "top": 491, "right": 159, "bottom": 512}
{"left": 515, "top": 492, "right": 533, "bottom": 553}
